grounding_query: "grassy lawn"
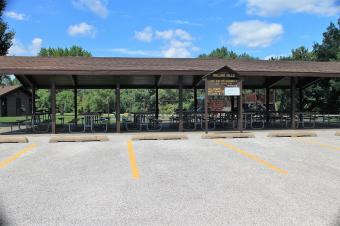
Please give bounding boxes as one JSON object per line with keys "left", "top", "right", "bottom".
{"left": 0, "top": 113, "right": 117, "bottom": 124}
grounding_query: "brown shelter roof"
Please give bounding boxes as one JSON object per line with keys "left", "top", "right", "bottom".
{"left": 0, "top": 85, "right": 31, "bottom": 97}
{"left": 0, "top": 56, "right": 339, "bottom": 89}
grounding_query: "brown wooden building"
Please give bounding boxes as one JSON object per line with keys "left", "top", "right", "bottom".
{"left": 0, "top": 56, "right": 339, "bottom": 133}
{"left": 0, "top": 85, "right": 32, "bottom": 117}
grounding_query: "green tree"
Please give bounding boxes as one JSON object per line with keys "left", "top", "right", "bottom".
{"left": 0, "top": 0, "right": 15, "bottom": 85}
{"left": 0, "top": 0, "right": 14, "bottom": 56}
{"left": 36, "top": 46, "right": 92, "bottom": 113}
{"left": 269, "top": 46, "right": 316, "bottom": 61}
{"left": 38, "top": 45, "right": 92, "bottom": 57}
{"left": 199, "top": 46, "right": 257, "bottom": 60}
{"left": 313, "top": 19, "right": 340, "bottom": 61}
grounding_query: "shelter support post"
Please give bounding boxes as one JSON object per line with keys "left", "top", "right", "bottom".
{"left": 74, "top": 87, "right": 78, "bottom": 124}
{"left": 290, "top": 77, "right": 297, "bottom": 129}
{"left": 116, "top": 83, "right": 121, "bottom": 133}
{"left": 204, "top": 79, "right": 208, "bottom": 134}
{"left": 194, "top": 86, "right": 198, "bottom": 113}
{"left": 51, "top": 82, "right": 56, "bottom": 134}
{"left": 266, "top": 87, "right": 270, "bottom": 123}
{"left": 155, "top": 86, "right": 159, "bottom": 119}
{"left": 32, "top": 85, "right": 36, "bottom": 116}
{"left": 237, "top": 80, "right": 243, "bottom": 132}
{"left": 299, "top": 88, "right": 303, "bottom": 112}
{"left": 178, "top": 76, "right": 183, "bottom": 132}
{"left": 231, "top": 97, "right": 235, "bottom": 112}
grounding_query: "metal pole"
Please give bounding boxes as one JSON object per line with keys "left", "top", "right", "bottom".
{"left": 116, "top": 83, "right": 121, "bottom": 133}
{"left": 237, "top": 80, "right": 243, "bottom": 132}
{"left": 290, "top": 77, "right": 296, "bottom": 129}
{"left": 51, "top": 82, "right": 56, "bottom": 134}
{"left": 204, "top": 79, "right": 208, "bottom": 134}
{"left": 178, "top": 76, "right": 183, "bottom": 132}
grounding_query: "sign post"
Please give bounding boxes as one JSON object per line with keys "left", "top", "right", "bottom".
{"left": 204, "top": 72, "right": 241, "bottom": 133}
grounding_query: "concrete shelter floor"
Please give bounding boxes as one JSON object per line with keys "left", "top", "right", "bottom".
{"left": 0, "top": 130, "right": 339, "bottom": 226}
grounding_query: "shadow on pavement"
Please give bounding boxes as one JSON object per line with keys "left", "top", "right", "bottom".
{"left": 333, "top": 208, "right": 340, "bottom": 226}
{"left": 0, "top": 205, "right": 8, "bottom": 226}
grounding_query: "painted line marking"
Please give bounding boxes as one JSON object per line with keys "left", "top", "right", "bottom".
{"left": 294, "top": 138, "right": 340, "bottom": 152}
{"left": 215, "top": 140, "right": 288, "bottom": 175}
{"left": 0, "top": 144, "right": 37, "bottom": 169}
{"left": 127, "top": 139, "right": 140, "bottom": 179}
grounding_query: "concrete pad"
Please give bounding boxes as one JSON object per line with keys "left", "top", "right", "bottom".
{"left": 201, "top": 132, "right": 255, "bottom": 139}
{"left": 131, "top": 133, "right": 188, "bottom": 141}
{"left": 335, "top": 131, "right": 340, "bottom": 136}
{"left": 49, "top": 135, "right": 109, "bottom": 143}
{"left": 268, "top": 131, "right": 317, "bottom": 137}
{"left": 0, "top": 136, "right": 28, "bottom": 143}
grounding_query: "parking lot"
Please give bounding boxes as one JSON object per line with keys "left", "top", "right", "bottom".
{"left": 0, "top": 130, "right": 339, "bottom": 226}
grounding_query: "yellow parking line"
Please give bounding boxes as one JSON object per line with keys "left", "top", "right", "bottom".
{"left": 0, "top": 144, "right": 37, "bottom": 169}
{"left": 215, "top": 140, "right": 288, "bottom": 175}
{"left": 294, "top": 138, "right": 340, "bottom": 152}
{"left": 127, "top": 140, "right": 140, "bottom": 179}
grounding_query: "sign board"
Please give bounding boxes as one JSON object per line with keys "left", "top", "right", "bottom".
{"left": 224, "top": 87, "right": 240, "bottom": 96}
{"left": 207, "top": 79, "right": 240, "bottom": 97}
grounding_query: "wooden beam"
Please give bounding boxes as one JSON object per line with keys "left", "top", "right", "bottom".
{"left": 290, "top": 77, "right": 296, "bottom": 129}
{"left": 51, "top": 82, "right": 56, "bottom": 134}
{"left": 264, "top": 76, "right": 285, "bottom": 88}
{"left": 266, "top": 87, "right": 270, "bottom": 123}
{"left": 115, "top": 83, "right": 121, "bottom": 133}
{"left": 155, "top": 75, "right": 162, "bottom": 87}
{"left": 70, "top": 75, "right": 77, "bottom": 87}
{"left": 231, "top": 97, "right": 235, "bottom": 112}
{"left": 194, "top": 87, "right": 198, "bottom": 113}
{"left": 32, "top": 85, "right": 36, "bottom": 116}
{"left": 74, "top": 87, "right": 78, "bottom": 124}
{"left": 297, "top": 77, "right": 322, "bottom": 89}
{"left": 204, "top": 79, "right": 208, "bottom": 134}
{"left": 178, "top": 76, "right": 183, "bottom": 132}
{"left": 21, "top": 75, "right": 36, "bottom": 88}
{"left": 299, "top": 88, "right": 303, "bottom": 112}
{"left": 155, "top": 86, "right": 159, "bottom": 119}
{"left": 237, "top": 80, "right": 244, "bottom": 132}
{"left": 193, "top": 76, "right": 203, "bottom": 87}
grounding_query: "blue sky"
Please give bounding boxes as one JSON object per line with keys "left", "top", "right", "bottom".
{"left": 4, "top": 0, "right": 340, "bottom": 59}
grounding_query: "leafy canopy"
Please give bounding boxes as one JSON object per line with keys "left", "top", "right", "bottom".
{"left": 38, "top": 45, "right": 92, "bottom": 57}
{"left": 0, "top": 0, "right": 14, "bottom": 56}
{"left": 199, "top": 46, "right": 258, "bottom": 60}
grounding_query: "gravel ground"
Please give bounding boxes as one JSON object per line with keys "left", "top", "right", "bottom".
{"left": 0, "top": 130, "right": 339, "bottom": 226}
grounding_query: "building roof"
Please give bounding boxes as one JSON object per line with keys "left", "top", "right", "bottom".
{"left": 0, "top": 85, "right": 29, "bottom": 97}
{"left": 0, "top": 56, "right": 339, "bottom": 89}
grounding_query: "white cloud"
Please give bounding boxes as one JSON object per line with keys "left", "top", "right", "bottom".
{"left": 161, "top": 39, "right": 196, "bottom": 58}
{"left": 155, "top": 29, "right": 193, "bottom": 41}
{"left": 165, "top": 19, "right": 203, "bottom": 26}
{"left": 228, "top": 20, "right": 284, "bottom": 48}
{"left": 72, "top": 0, "right": 108, "bottom": 18}
{"left": 108, "top": 48, "right": 160, "bottom": 56}
{"left": 68, "top": 22, "right": 96, "bottom": 37}
{"left": 134, "top": 26, "right": 198, "bottom": 58}
{"left": 134, "top": 26, "right": 153, "bottom": 42}
{"left": 8, "top": 38, "right": 43, "bottom": 56}
{"left": 4, "top": 11, "right": 28, "bottom": 21}
{"left": 245, "top": 0, "right": 340, "bottom": 16}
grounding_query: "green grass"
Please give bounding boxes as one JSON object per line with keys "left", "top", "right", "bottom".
{"left": 0, "top": 113, "right": 117, "bottom": 124}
